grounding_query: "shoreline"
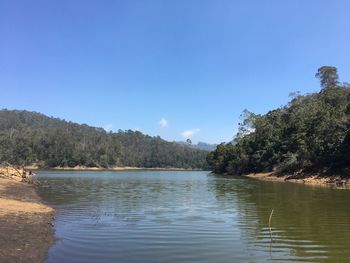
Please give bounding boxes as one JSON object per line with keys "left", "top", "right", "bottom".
{"left": 244, "top": 172, "right": 350, "bottom": 188}
{"left": 27, "top": 165, "right": 204, "bottom": 172}
{"left": 0, "top": 172, "right": 54, "bottom": 263}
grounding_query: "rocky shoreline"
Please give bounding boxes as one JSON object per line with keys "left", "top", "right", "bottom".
{"left": 245, "top": 172, "right": 350, "bottom": 188}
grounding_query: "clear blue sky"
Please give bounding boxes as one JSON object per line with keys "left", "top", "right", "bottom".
{"left": 1, "top": 0, "right": 349, "bottom": 144}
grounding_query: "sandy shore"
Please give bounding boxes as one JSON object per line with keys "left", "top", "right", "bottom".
{"left": 0, "top": 173, "right": 54, "bottom": 263}
{"left": 47, "top": 165, "right": 202, "bottom": 171}
{"left": 245, "top": 172, "right": 350, "bottom": 188}
{"left": 19, "top": 163, "right": 204, "bottom": 171}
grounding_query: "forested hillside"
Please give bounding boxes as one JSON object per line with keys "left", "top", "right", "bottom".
{"left": 0, "top": 110, "right": 208, "bottom": 169}
{"left": 207, "top": 66, "right": 350, "bottom": 176}
{"left": 176, "top": 141, "right": 217, "bottom": 152}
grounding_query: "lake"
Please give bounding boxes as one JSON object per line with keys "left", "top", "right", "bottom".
{"left": 36, "top": 170, "right": 350, "bottom": 263}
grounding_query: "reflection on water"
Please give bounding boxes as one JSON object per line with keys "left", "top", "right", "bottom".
{"left": 213, "top": 175, "right": 350, "bottom": 262}
{"left": 36, "top": 171, "right": 350, "bottom": 263}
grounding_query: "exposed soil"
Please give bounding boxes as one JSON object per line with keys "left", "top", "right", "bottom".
{"left": 245, "top": 172, "right": 350, "bottom": 188}
{"left": 49, "top": 165, "right": 202, "bottom": 171}
{"left": 0, "top": 176, "right": 54, "bottom": 263}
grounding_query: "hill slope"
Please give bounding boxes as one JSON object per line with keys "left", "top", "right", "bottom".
{"left": 176, "top": 141, "right": 217, "bottom": 152}
{"left": 0, "top": 110, "right": 208, "bottom": 169}
{"left": 207, "top": 66, "right": 350, "bottom": 176}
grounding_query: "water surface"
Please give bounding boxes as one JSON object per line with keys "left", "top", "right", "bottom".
{"left": 36, "top": 171, "right": 350, "bottom": 262}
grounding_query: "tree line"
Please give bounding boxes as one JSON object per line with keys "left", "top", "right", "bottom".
{"left": 0, "top": 110, "right": 208, "bottom": 169}
{"left": 207, "top": 66, "right": 350, "bottom": 176}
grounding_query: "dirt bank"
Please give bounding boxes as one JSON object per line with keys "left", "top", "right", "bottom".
{"left": 245, "top": 172, "right": 350, "bottom": 188}
{"left": 0, "top": 175, "right": 54, "bottom": 263}
{"left": 49, "top": 165, "right": 202, "bottom": 171}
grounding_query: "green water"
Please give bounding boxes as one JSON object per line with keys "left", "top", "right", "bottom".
{"left": 36, "top": 170, "right": 350, "bottom": 263}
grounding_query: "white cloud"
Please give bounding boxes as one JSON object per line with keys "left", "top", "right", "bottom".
{"left": 104, "top": 123, "right": 113, "bottom": 132}
{"left": 181, "top": 128, "right": 200, "bottom": 139}
{"left": 159, "top": 117, "right": 168, "bottom": 128}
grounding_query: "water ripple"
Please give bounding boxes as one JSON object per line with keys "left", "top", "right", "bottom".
{"left": 35, "top": 171, "right": 350, "bottom": 263}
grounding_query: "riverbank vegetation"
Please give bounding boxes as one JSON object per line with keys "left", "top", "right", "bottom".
{"left": 0, "top": 110, "right": 208, "bottom": 169}
{"left": 207, "top": 66, "right": 350, "bottom": 176}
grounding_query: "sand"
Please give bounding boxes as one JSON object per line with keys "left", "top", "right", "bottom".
{"left": 0, "top": 173, "right": 54, "bottom": 263}
{"left": 49, "top": 165, "right": 201, "bottom": 171}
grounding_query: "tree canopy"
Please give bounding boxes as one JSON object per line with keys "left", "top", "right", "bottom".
{"left": 207, "top": 66, "right": 350, "bottom": 176}
{"left": 0, "top": 110, "right": 208, "bottom": 169}
{"left": 315, "top": 66, "right": 339, "bottom": 90}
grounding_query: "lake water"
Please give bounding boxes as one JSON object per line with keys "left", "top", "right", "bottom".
{"left": 36, "top": 170, "right": 350, "bottom": 263}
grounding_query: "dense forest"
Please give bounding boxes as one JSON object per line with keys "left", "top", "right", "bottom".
{"left": 0, "top": 110, "right": 208, "bottom": 169}
{"left": 207, "top": 66, "right": 350, "bottom": 176}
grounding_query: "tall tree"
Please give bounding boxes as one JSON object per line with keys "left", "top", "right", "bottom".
{"left": 315, "top": 66, "right": 339, "bottom": 89}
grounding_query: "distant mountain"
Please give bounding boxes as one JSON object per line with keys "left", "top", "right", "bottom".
{"left": 176, "top": 141, "right": 217, "bottom": 152}
{"left": 0, "top": 109, "right": 209, "bottom": 169}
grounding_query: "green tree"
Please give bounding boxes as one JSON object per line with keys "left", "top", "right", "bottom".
{"left": 208, "top": 66, "right": 350, "bottom": 176}
{"left": 315, "top": 66, "right": 339, "bottom": 90}
{"left": 0, "top": 109, "right": 208, "bottom": 169}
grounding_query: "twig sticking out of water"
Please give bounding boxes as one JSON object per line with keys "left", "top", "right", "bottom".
{"left": 269, "top": 209, "right": 274, "bottom": 240}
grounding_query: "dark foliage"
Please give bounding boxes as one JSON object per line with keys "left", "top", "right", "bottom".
{"left": 0, "top": 110, "right": 208, "bottom": 169}
{"left": 207, "top": 66, "right": 350, "bottom": 175}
